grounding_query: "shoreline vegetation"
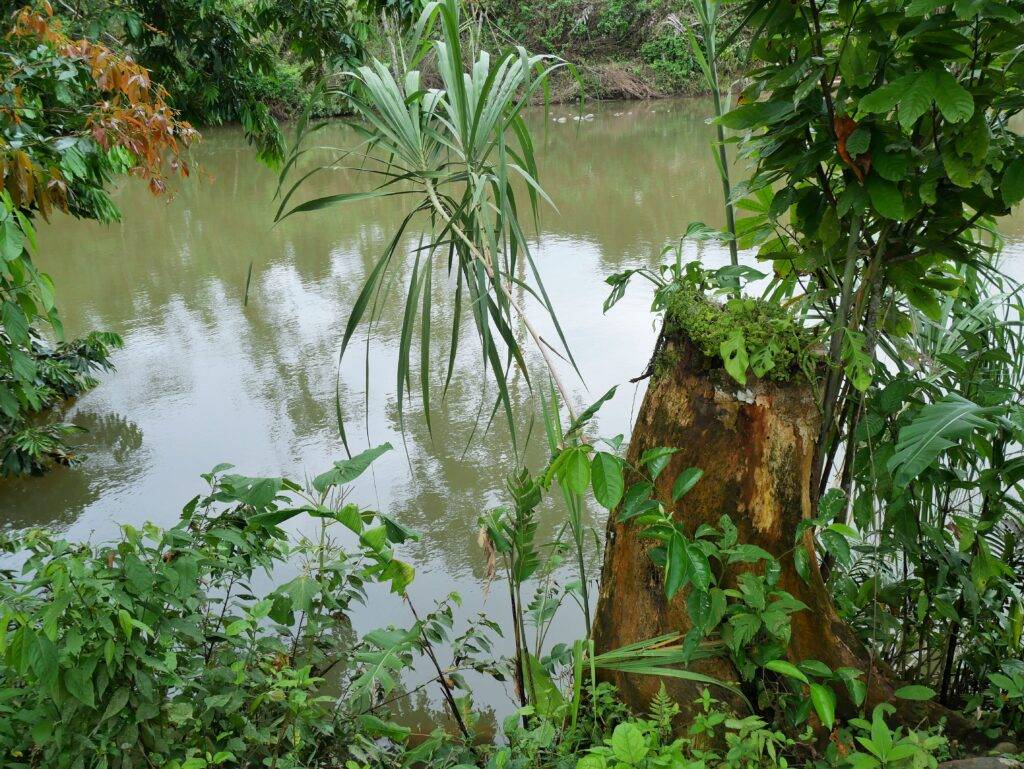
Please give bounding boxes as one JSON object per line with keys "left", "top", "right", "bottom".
{"left": 3, "top": 0, "right": 1024, "bottom": 767}
{"left": 266, "top": 0, "right": 747, "bottom": 122}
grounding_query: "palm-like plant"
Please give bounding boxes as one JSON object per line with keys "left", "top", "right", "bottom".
{"left": 276, "top": 0, "right": 578, "bottom": 450}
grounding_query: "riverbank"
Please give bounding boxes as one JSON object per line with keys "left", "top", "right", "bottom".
{"left": 262, "top": 0, "right": 743, "bottom": 121}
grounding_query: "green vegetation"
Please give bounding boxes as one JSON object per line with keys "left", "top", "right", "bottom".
{"left": 0, "top": 7, "right": 195, "bottom": 474}
{"left": 0, "top": 430, "right": 975, "bottom": 769}
{"left": 711, "top": 0, "right": 1024, "bottom": 720}
{"left": 482, "top": 0, "right": 740, "bottom": 98}
{"left": 661, "top": 284, "right": 806, "bottom": 383}
{"left": 640, "top": 34, "right": 697, "bottom": 93}
{"left": 3, "top": 0, "right": 1024, "bottom": 765}
{"left": 61, "top": 0, "right": 414, "bottom": 163}
{"left": 606, "top": 247, "right": 809, "bottom": 384}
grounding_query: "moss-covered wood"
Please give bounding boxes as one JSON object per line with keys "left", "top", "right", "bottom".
{"left": 654, "top": 284, "right": 811, "bottom": 383}
{"left": 593, "top": 328, "right": 987, "bottom": 745}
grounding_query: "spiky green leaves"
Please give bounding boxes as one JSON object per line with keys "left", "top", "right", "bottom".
{"left": 273, "top": 0, "right": 576, "bottom": 452}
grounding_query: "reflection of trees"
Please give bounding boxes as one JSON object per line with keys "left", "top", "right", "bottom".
{"left": 0, "top": 410, "right": 146, "bottom": 531}
{"left": 75, "top": 410, "right": 145, "bottom": 463}
{"left": 14, "top": 99, "right": 662, "bottom": 569}
{"left": 385, "top": 681, "right": 499, "bottom": 744}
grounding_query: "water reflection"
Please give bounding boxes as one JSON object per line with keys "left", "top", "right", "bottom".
{"left": 3, "top": 97, "right": 1022, "bottom": 720}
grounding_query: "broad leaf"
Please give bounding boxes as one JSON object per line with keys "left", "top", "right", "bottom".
{"left": 591, "top": 451, "right": 625, "bottom": 510}
{"left": 313, "top": 443, "right": 393, "bottom": 494}
{"left": 887, "top": 395, "right": 999, "bottom": 487}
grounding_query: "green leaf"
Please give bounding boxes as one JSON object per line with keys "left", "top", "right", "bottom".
{"left": 848, "top": 677, "right": 868, "bottom": 706}
{"left": 382, "top": 558, "right": 416, "bottom": 595}
{"left": 0, "top": 220, "right": 25, "bottom": 262}
{"left": 904, "top": 283, "right": 943, "bottom": 321}
{"left": 672, "top": 468, "right": 703, "bottom": 501}
{"left": 820, "top": 529, "right": 852, "bottom": 566}
{"left": 218, "top": 475, "right": 284, "bottom": 510}
{"left": 764, "top": 659, "right": 809, "bottom": 684}
{"left": 1002, "top": 158, "right": 1024, "bottom": 205}
{"left": 224, "top": 619, "right": 249, "bottom": 637}
{"left": 845, "top": 128, "right": 870, "bottom": 157}
{"left": 810, "top": 683, "right": 836, "bottom": 729}
{"left": 640, "top": 447, "right": 679, "bottom": 480}
{"left": 610, "top": 722, "right": 648, "bottom": 763}
{"left": 873, "top": 148, "right": 909, "bottom": 182}
{"left": 283, "top": 575, "right": 320, "bottom": 613}
{"left": 717, "top": 101, "right": 793, "bottom": 130}
{"left": 591, "top": 452, "right": 624, "bottom": 510}
{"left": 894, "top": 684, "right": 936, "bottom": 701}
{"left": 2, "top": 302, "right": 29, "bottom": 346}
{"left": 566, "top": 386, "right": 617, "bottom": 437}
{"left": 943, "top": 146, "right": 984, "bottom": 188}
{"left": 906, "top": 0, "right": 946, "bottom": 13}
{"left": 525, "top": 653, "right": 565, "bottom": 717}
{"left": 931, "top": 69, "right": 973, "bottom": 123}
{"left": 64, "top": 666, "right": 95, "bottom": 708}
{"left": 685, "top": 543, "right": 712, "bottom": 591}
{"left": 358, "top": 714, "right": 411, "bottom": 741}
{"left": 560, "top": 447, "right": 591, "bottom": 495}
{"left": 867, "top": 176, "right": 904, "bottom": 220}
{"left": 101, "top": 687, "right": 130, "bottom": 722}
{"left": 665, "top": 532, "right": 688, "bottom": 599}
{"left": 843, "top": 329, "right": 873, "bottom": 392}
{"left": 313, "top": 443, "right": 393, "bottom": 494}
{"left": 897, "top": 72, "right": 935, "bottom": 132}
{"left": 859, "top": 76, "right": 912, "bottom": 115}
{"left": 618, "top": 482, "right": 656, "bottom": 522}
{"left": 720, "top": 329, "right": 748, "bottom": 385}
{"left": 887, "top": 395, "right": 999, "bottom": 487}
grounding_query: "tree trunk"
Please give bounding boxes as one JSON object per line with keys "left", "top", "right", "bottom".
{"left": 592, "top": 330, "right": 985, "bottom": 746}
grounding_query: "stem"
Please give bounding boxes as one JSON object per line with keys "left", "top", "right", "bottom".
{"left": 815, "top": 213, "right": 862, "bottom": 487}
{"left": 711, "top": 74, "right": 738, "bottom": 272}
{"left": 406, "top": 596, "right": 473, "bottom": 742}
{"left": 939, "top": 596, "right": 964, "bottom": 705}
{"left": 506, "top": 570, "right": 528, "bottom": 709}
{"left": 567, "top": 493, "right": 592, "bottom": 636}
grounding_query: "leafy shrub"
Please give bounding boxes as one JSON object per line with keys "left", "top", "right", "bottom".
{"left": 595, "top": 0, "right": 657, "bottom": 41}
{"left": 639, "top": 33, "right": 695, "bottom": 90}
{"left": 1, "top": 7, "right": 195, "bottom": 476}
{"left": 0, "top": 449, "right": 464, "bottom": 769}
{"left": 1, "top": 331, "right": 123, "bottom": 475}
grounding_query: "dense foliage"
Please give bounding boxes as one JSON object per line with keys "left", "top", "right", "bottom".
{"left": 280, "top": 0, "right": 1024, "bottom": 748}
{"left": 0, "top": 451, "right": 431, "bottom": 768}
{"left": 711, "top": 0, "right": 1024, "bottom": 720}
{"left": 479, "top": 0, "right": 743, "bottom": 96}
{"left": 3, "top": 0, "right": 1024, "bottom": 765}
{"left": 0, "top": 441, "right": 974, "bottom": 769}
{"left": 61, "top": 0, "right": 412, "bottom": 164}
{"left": 0, "top": 5, "right": 195, "bottom": 474}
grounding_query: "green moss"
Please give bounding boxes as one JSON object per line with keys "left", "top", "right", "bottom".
{"left": 660, "top": 283, "right": 809, "bottom": 382}
{"left": 651, "top": 346, "right": 681, "bottom": 380}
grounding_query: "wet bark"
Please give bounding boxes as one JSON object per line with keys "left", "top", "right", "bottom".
{"left": 592, "top": 331, "right": 985, "bottom": 746}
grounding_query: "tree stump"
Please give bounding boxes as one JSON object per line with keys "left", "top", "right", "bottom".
{"left": 592, "top": 330, "right": 984, "bottom": 744}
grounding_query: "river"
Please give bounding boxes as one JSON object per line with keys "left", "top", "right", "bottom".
{"left": 3, "top": 97, "right": 1022, "bottom": 729}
